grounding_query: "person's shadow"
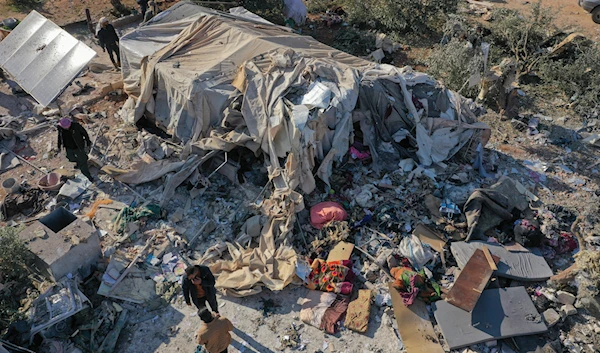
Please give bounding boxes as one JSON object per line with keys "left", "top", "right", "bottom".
{"left": 230, "top": 327, "right": 275, "bottom": 353}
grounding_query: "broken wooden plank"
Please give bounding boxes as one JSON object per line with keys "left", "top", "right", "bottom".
{"left": 445, "top": 248, "right": 500, "bottom": 312}
{"left": 482, "top": 246, "right": 498, "bottom": 271}
{"left": 433, "top": 287, "right": 547, "bottom": 349}
{"left": 388, "top": 282, "right": 444, "bottom": 353}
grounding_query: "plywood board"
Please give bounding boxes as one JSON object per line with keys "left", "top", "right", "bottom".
{"left": 451, "top": 241, "right": 553, "bottom": 281}
{"left": 446, "top": 248, "right": 500, "bottom": 312}
{"left": 327, "top": 241, "right": 354, "bottom": 262}
{"left": 433, "top": 287, "right": 547, "bottom": 349}
{"left": 388, "top": 283, "right": 444, "bottom": 353}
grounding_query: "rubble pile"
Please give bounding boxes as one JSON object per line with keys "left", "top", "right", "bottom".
{"left": 0, "top": 1, "right": 599, "bottom": 353}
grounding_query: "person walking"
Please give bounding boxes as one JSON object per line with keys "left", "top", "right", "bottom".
{"left": 196, "top": 309, "right": 233, "bottom": 353}
{"left": 183, "top": 265, "right": 220, "bottom": 315}
{"left": 96, "top": 17, "right": 121, "bottom": 69}
{"left": 57, "top": 118, "right": 93, "bottom": 182}
{"left": 137, "top": 0, "right": 150, "bottom": 18}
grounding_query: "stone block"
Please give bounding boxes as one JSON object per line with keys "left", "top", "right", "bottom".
{"left": 542, "top": 308, "right": 560, "bottom": 327}
{"left": 556, "top": 290, "right": 576, "bottom": 305}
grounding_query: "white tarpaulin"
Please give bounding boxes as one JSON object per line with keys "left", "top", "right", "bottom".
{"left": 0, "top": 11, "right": 96, "bottom": 107}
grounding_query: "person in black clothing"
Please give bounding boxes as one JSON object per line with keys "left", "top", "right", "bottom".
{"left": 182, "top": 265, "right": 219, "bottom": 315}
{"left": 97, "top": 17, "right": 120, "bottom": 69}
{"left": 137, "top": 0, "right": 149, "bottom": 18}
{"left": 57, "top": 118, "right": 93, "bottom": 182}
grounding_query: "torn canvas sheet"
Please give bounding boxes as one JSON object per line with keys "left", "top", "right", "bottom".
{"left": 0, "top": 152, "right": 20, "bottom": 171}
{"left": 114, "top": 159, "right": 186, "bottom": 185}
{"left": 464, "top": 177, "right": 529, "bottom": 241}
{"left": 209, "top": 241, "right": 298, "bottom": 297}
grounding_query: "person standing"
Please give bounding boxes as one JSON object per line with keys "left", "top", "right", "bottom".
{"left": 57, "top": 118, "right": 93, "bottom": 182}
{"left": 137, "top": 0, "right": 149, "bottom": 18}
{"left": 183, "top": 265, "right": 220, "bottom": 315}
{"left": 196, "top": 309, "right": 233, "bottom": 353}
{"left": 96, "top": 17, "right": 121, "bottom": 69}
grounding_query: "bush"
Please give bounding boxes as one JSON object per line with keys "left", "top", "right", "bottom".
{"left": 488, "top": 1, "right": 555, "bottom": 74}
{"left": 306, "top": 0, "right": 340, "bottom": 13}
{"left": 0, "top": 226, "right": 32, "bottom": 281}
{"left": 243, "top": 0, "right": 286, "bottom": 25}
{"left": 343, "top": 0, "right": 459, "bottom": 36}
{"left": 427, "top": 39, "right": 484, "bottom": 99}
{"left": 332, "top": 28, "right": 375, "bottom": 57}
{"left": 538, "top": 44, "right": 600, "bottom": 118}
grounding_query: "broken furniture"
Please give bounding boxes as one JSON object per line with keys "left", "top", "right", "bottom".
{"left": 19, "top": 207, "right": 102, "bottom": 281}
{"left": 451, "top": 240, "right": 553, "bottom": 281}
{"left": 433, "top": 287, "right": 548, "bottom": 349}
{"left": 445, "top": 247, "right": 499, "bottom": 312}
{"left": 28, "top": 279, "right": 91, "bottom": 342}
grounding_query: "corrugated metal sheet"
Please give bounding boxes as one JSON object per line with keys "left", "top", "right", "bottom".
{"left": 0, "top": 11, "right": 96, "bottom": 107}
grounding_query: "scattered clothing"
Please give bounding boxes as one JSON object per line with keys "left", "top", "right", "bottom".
{"left": 513, "top": 219, "right": 543, "bottom": 247}
{"left": 300, "top": 290, "right": 349, "bottom": 334}
{"left": 306, "top": 259, "right": 353, "bottom": 295}
{"left": 310, "top": 201, "right": 348, "bottom": 229}
{"left": 390, "top": 258, "right": 441, "bottom": 305}
{"left": 197, "top": 316, "right": 233, "bottom": 353}
{"left": 320, "top": 295, "right": 350, "bottom": 334}
{"left": 345, "top": 289, "right": 372, "bottom": 333}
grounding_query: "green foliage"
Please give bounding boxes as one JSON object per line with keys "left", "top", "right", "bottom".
{"left": 538, "top": 44, "right": 600, "bottom": 118}
{"left": 488, "top": 1, "right": 555, "bottom": 69}
{"left": 7, "top": 0, "right": 44, "bottom": 12}
{"left": 243, "top": 0, "right": 286, "bottom": 25}
{"left": 427, "top": 39, "right": 484, "bottom": 99}
{"left": 0, "top": 226, "right": 32, "bottom": 280}
{"left": 306, "top": 0, "right": 340, "bottom": 13}
{"left": 332, "top": 28, "right": 375, "bottom": 57}
{"left": 343, "top": 0, "right": 459, "bottom": 36}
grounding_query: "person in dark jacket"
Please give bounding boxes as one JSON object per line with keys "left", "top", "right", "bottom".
{"left": 57, "top": 118, "right": 93, "bottom": 182}
{"left": 97, "top": 17, "right": 120, "bottom": 69}
{"left": 137, "top": 0, "right": 150, "bottom": 18}
{"left": 183, "top": 265, "right": 219, "bottom": 314}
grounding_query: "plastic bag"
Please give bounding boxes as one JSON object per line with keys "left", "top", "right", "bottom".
{"left": 398, "top": 235, "right": 433, "bottom": 270}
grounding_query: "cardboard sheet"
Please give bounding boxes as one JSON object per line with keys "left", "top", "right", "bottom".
{"left": 451, "top": 241, "right": 553, "bottom": 281}
{"left": 433, "top": 287, "right": 547, "bottom": 349}
{"left": 327, "top": 241, "right": 354, "bottom": 262}
{"left": 388, "top": 283, "right": 444, "bottom": 353}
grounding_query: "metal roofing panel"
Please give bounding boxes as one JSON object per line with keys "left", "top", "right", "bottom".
{"left": 0, "top": 11, "right": 96, "bottom": 107}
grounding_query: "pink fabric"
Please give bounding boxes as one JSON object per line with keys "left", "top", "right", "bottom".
{"left": 58, "top": 118, "right": 72, "bottom": 129}
{"left": 310, "top": 201, "right": 348, "bottom": 229}
{"left": 349, "top": 146, "right": 370, "bottom": 160}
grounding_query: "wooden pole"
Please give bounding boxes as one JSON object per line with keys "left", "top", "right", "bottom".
{"left": 85, "top": 9, "right": 94, "bottom": 35}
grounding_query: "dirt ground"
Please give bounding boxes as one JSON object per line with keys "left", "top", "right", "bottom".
{"left": 493, "top": 0, "right": 600, "bottom": 40}
{"left": 0, "top": 0, "right": 140, "bottom": 25}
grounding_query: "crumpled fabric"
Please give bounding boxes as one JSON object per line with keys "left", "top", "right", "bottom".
{"left": 464, "top": 177, "right": 530, "bottom": 241}
{"left": 390, "top": 258, "right": 441, "bottom": 306}
{"left": 306, "top": 259, "right": 353, "bottom": 295}
{"left": 210, "top": 241, "right": 299, "bottom": 297}
{"left": 113, "top": 204, "right": 161, "bottom": 233}
{"left": 310, "top": 201, "right": 348, "bottom": 229}
{"left": 345, "top": 289, "right": 372, "bottom": 333}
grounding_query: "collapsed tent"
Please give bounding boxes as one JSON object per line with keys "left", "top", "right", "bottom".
{"left": 119, "top": 1, "right": 490, "bottom": 294}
